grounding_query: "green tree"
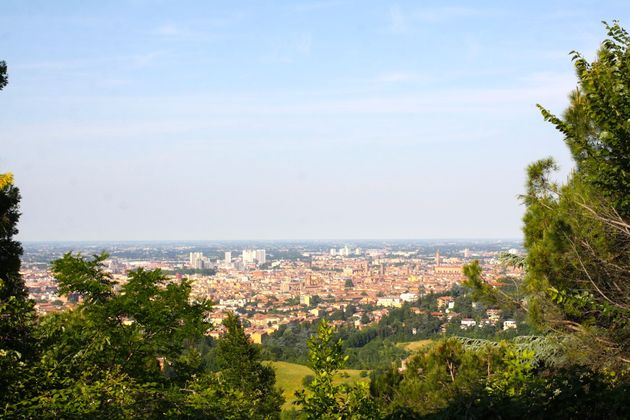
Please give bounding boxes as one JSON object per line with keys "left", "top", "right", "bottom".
{"left": 463, "top": 21, "right": 630, "bottom": 370}
{"left": 214, "top": 312, "right": 284, "bottom": 419}
{"left": 0, "top": 141, "right": 36, "bottom": 409}
{"left": 537, "top": 22, "right": 630, "bottom": 216}
{"left": 524, "top": 21, "right": 630, "bottom": 368}
{"left": 295, "top": 319, "right": 377, "bottom": 419}
{"left": 0, "top": 60, "right": 7, "bottom": 91}
{"left": 6, "top": 253, "right": 212, "bottom": 417}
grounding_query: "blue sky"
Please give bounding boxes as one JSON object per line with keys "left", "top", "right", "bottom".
{"left": 1, "top": 1, "right": 627, "bottom": 240}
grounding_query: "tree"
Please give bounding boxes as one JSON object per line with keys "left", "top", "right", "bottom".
{"left": 295, "top": 319, "right": 377, "bottom": 419}
{"left": 462, "top": 21, "right": 630, "bottom": 370}
{"left": 4, "top": 252, "right": 213, "bottom": 417}
{"left": 214, "top": 312, "right": 283, "bottom": 419}
{"left": 386, "top": 338, "right": 629, "bottom": 419}
{"left": 0, "top": 65, "right": 37, "bottom": 409}
{"left": 524, "top": 21, "right": 630, "bottom": 368}
{"left": 0, "top": 61, "right": 7, "bottom": 91}
{"left": 537, "top": 22, "right": 630, "bottom": 216}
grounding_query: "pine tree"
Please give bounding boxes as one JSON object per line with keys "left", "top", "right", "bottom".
{"left": 524, "top": 22, "right": 630, "bottom": 368}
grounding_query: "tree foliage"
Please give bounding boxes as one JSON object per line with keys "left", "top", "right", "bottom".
{"left": 463, "top": 21, "right": 630, "bottom": 370}
{"left": 214, "top": 312, "right": 284, "bottom": 419}
{"left": 537, "top": 22, "right": 630, "bottom": 215}
{"left": 525, "top": 21, "right": 630, "bottom": 368}
{"left": 0, "top": 76, "right": 37, "bottom": 407}
{"left": 0, "top": 60, "right": 7, "bottom": 91}
{"left": 295, "top": 319, "right": 376, "bottom": 419}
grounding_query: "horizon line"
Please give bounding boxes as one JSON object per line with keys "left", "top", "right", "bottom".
{"left": 21, "top": 237, "right": 523, "bottom": 243}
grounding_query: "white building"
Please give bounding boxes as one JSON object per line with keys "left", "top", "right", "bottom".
{"left": 242, "top": 249, "right": 256, "bottom": 264}
{"left": 460, "top": 318, "right": 477, "bottom": 329}
{"left": 189, "top": 252, "right": 209, "bottom": 269}
{"left": 400, "top": 292, "right": 418, "bottom": 303}
{"left": 377, "top": 296, "right": 402, "bottom": 308}
{"left": 242, "top": 249, "right": 266, "bottom": 265}
{"left": 255, "top": 249, "right": 266, "bottom": 264}
{"left": 503, "top": 320, "right": 517, "bottom": 330}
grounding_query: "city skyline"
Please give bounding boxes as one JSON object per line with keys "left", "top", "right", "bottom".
{"left": 2, "top": 1, "right": 628, "bottom": 241}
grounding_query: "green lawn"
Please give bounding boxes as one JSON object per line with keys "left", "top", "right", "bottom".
{"left": 264, "top": 361, "right": 368, "bottom": 411}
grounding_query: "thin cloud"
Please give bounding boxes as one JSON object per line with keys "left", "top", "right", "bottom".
{"left": 290, "top": 0, "right": 348, "bottom": 12}
{"left": 264, "top": 32, "right": 313, "bottom": 63}
{"left": 156, "top": 23, "right": 179, "bottom": 36}
{"left": 375, "top": 71, "right": 424, "bottom": 83}
{"left": 389, "top": 5, "right": 408, "bottom": 33}
{"left": 130, "top": 51, "right": 164, "bottom": 68}
{"left": 296, "top": 33, "right": 313, "bottom": 55}
{"left": 388, "top": 5, "right": 507, "bottom": 32}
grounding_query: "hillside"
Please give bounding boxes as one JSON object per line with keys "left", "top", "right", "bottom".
{"left": 265, "top": 361, "right": 368, "bottom": 411}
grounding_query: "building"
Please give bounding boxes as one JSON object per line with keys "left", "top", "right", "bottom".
{"left": 377, "top": 296, "right": 402, "bottom": 308}
{"left": 503, "top": 320, "right": 517, "bottom": 330}
{"left": 249, "top": 330, "right": 267, "bottom": 344}
{"left": 189, "top": 252, "right": 209, "bottom": 269}
{"left": 461, "top": 318, "right": 477, "bottom": 329}
{"left": 434, "top": 265, "right": 463, "bottom": 277}
{"left": 242, "top": 249, "right": 266, "bottom": 265}
{"left": 437, "top": 296, "right": 455, "bottom": 310}
{"left": 242, "top": 249, "right": 256, "bottom": 265}
{"left": 224, "top": 251, "right": 232, "bottom": 265}
{"left": 400, "top": 292, "right": 417, "bottom": 303}
{"left": 255, "top": 249, "right": 266, "bottom": 265}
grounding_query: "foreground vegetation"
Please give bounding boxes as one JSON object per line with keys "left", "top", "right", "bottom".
{"left": 1, "top": 21, "right": 629, "bottom": 419}
{"left": 265, "top": 361, "right": 367, "bottom": 411}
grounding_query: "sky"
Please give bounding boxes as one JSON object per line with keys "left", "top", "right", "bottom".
{"left": 1, "top": 1, "right": 628, "bottom": 241}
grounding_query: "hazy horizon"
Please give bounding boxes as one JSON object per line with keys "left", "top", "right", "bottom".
{"left": 21, "top": 237, "right": 523, "bottom": 243}
{"left": 2, "top": 1, "right": 628, "bottom": 241}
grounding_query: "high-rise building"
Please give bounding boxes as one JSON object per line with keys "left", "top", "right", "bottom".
{"left": 224, "top": 251, "right": 232, "bottom": 265}
{"left": 242, "top": 249, "right": 266, "bottom": 265}
{"left": 255, "top": 249, "right": 266, "bottom": 264}
{"left": 463, "top": 248, "right": 471, "bottom": 259}
{"left": 189, "top": 252, "right": 206, "bottom": 269}
{"left": 435, "top": 249, "right": 441, "bottom": 266}
{"left": 242, "top": 249, "right": 256, "bottom": 265}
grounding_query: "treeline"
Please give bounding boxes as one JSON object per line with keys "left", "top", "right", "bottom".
{"left": 1, "top": 250, "right": 283, "bottom": 418}
{"left": 293, "top": 320, "right": 630, "bottom": 419}
{"left": 262, "top": 293, "right": 527, "bottom": 371}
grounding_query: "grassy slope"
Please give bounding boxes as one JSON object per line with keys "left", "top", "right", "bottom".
{"left": 265, "top": 361, "right": 368, "bottom": 411}
{"left": 397, "top": 339, "right": 433, "bottom": 352}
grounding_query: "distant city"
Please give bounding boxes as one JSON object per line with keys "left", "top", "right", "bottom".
{"left": 22, "top": 239, "right": 523, "bottom": 343}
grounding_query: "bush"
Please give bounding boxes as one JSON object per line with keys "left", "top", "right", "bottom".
{"left": 302, "top": 374, "right": 315, "bottom": 387}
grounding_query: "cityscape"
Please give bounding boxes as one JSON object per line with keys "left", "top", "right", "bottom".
{"left": 2, "top": 1, "right": 628, "bottom": 417}
{"left": 23, "top": 240, "right": 523, "bottom": 343}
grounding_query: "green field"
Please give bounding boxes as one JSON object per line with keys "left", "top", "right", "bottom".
{"left": 264, "top": 361, "right": 368, "bottom": 411}
{"left": 397, "top": 339, "right": 433, "bottom": 352}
